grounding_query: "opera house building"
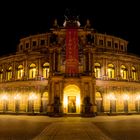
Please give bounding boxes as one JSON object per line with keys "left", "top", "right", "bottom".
{"left": 0, "top": 18, "right": 140, "bottom": 116}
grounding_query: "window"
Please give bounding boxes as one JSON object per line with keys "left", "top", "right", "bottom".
{"left": 43, "top": 62, "right": 50, "bottom": 78}
{"left": 86, "top": 34, "right": 94, "bottom": 44}
{"left": 20, "top": 45, "right": 23, "bottom": 50}
{"left": 17, "top": 65, "right": 24, "bottom": 79}
{"left": 114, "top": 43, "right": 118, "bottom": 49}
{"left": 107, "top": 41, "right": 111, "bottom": 47}
{"left": 29, "top": 63, "right": 36, "bottom": 79}
{"left": 120, "top": 65, "right": 127, "bottom": 79}
{"left": 120, "top": 45, "right": 124, "bottom": 50}
{"left": 99, "top": 40, "right": 103, "bottom": 46}
{"left": 107, "top": 64, "right": 115, "bottom": 78}
{"left": 32, "top": 41, "right": 37, "bottom": 47}
{"left": 94, "top": 63, "right": 101, "bottom": 78}
{"left": 0, "top": 69, "right": 3, "bottom": 82}
{"left": 50, "top": 34, "right": 58, "bottom": 44}
{"left": 26, "top": 43, "right": 29, "bottom": 49}
{"left": 7, "top": 66, "right": 12, "bottom": 80}
{"left": 40, "top": 40, "right": 45, "bottom": 46}
{"left": 132, "top": 66, "right": 137, "bottom": 80}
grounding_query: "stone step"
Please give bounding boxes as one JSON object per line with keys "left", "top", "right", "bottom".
{"left": 65, "top": 113, "right": 81, "bottom": 117}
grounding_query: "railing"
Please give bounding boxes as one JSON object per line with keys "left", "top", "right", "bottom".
{"left": 64, "top": 73, "right": 80, "bottom": 78}
{"left": 0, "top": 76, "right": 48, "bottom": 83}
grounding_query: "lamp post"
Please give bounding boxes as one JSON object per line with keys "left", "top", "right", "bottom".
{"left": 136, "top": 95, "right": 140, "bottom": 113}
{"left": 28, "top": 93, "right": 37, "bottom": 113}
{"left": 108, "top": 94, "right": 116, "bottom": 114}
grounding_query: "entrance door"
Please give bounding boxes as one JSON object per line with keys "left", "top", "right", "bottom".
{"left": 68, "top": 96, "right": 76, "bottom": 113}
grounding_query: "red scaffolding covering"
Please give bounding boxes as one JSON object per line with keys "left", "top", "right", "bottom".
{"left": 65, "top": 28, "right": 79, "bottom": 75}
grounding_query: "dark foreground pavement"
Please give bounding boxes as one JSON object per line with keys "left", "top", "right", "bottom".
{"left": 0, "top": 115, "right": 140, "bottom": 140}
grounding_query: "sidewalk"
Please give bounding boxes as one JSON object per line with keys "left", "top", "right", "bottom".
{"left": 33, "top": 120, "right": 112, "bottom": 140}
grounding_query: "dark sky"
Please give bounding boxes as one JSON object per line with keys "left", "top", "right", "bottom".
{"left": 0, "top": 1, "right": 140, "bottom": 56}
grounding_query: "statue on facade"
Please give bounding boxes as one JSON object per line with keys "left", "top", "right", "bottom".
{"left": 84, "top": 19, "right": 91, "bottom": 30}
{"left": 63, "top": 8, "right": 80, "bottom": 27}
{"left": 53, "top": 19, "right": 59, "bottom": 29}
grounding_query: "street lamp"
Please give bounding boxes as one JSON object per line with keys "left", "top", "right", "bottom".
{"left": 28, "top": 93, "right": 37, "bottom": 113}
{"left": 108, "top": 94, "right": 116, "bottom": 114}
{"left": 136, "top": 95, "right": 140, "bottom": 112}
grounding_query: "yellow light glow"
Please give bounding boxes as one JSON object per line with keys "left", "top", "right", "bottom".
{"left": 108, "top": 94, "right": 116, "bottom": 100}
{"left": 64, "top": 96, "right": 68, "bottom": 111}
{"left": 123, "top": 94, "right": 129, "bottom": 100}
{"left": 14, "top": 94, "right": 21, "bottom": 100}
{"left": 28, "top": 93, "right": 37, "bottom": 100}
{"left": 136, "top": 95, "right": 140, "bottom": 100}
{"left": 21, "top": 69, "right": 23, "bottom": 77}
{"left": 1, "top": 95, "right": 8, "bottom": 100}
{"left": 76, "top": 96, "right": 80, "bottom": 105}
{"left": 63, "top": 84, "right": 80, "bottom": 113}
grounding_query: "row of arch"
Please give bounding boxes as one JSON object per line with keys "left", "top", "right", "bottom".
{"left": 0, "top": 92, "right": 48, "bottom": 113}
{"left": 94, "top": 63, "right": 137, "bottom": 80}
{"left": 95, "top": 91, "right": 140, "bottom": 113}
{"left": 0, "top": 63, "right": 50, "bottom": 81}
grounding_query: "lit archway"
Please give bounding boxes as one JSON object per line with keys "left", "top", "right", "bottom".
{"left": 63, "top": 85, "right": 80, "bottom": 114}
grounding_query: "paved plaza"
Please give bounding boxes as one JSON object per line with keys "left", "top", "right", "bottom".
{"left": 0, "top": 115, "right": 140, "bottom": 140}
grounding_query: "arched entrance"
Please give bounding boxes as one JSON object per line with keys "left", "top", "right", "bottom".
{"left": 63, "top": 85, "right": 80, "bottom": 114}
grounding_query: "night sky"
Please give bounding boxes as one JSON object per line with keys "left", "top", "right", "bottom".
{"left": 0, "top": 1, "right": 140, "bottom": 56}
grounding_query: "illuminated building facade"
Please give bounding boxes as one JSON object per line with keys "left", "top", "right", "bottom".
{"left": 0, "top": 18, "right": 140, "bottom": 116}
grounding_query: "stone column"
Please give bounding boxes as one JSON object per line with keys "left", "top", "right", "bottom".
{"left": 38, "top": 58, "right": 42, "bottom": 77}
{"left": 53, "top": 52, "right": 55, "bottom": 72}
{"left": 24, "top": 59, "right": 28, "bottom": 79}
{"left": 47, "top": 80, "right": 52, "bottom": 113}
{"left": 103, "top": 58, "right": 107, "bottom": 80}
{"left": 91, "top": 80, "right": 96, "bottom": 114}
{"left": 13, "top": 61, "right": 16, "bottom": 80}
{"left": 89, "top": 51, "right": 91, "bottom": 72}
{"left": 49, "top": 49, "right": 53, "bottom": 77}
{"left": 80, "top": 81, "right": 84, "bottom": 113}
{"left": 59, "top": 80, "right": 64, "bottom": 113}
{"left": 58, "top": 49, "right": 61, "bottom": 72}
{"left": 83, "top": 52, "right": 86, "bottom": 72}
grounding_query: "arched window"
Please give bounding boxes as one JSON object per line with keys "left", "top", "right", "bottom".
{"left": 94, "top": 63, "right": 101, "bottom": 78}
{"left": 17, "top": 65, "right": 24, "bottom": 79}
{"left": 120, "top": 65, "right": 127, "bottom": 79}
{"left": 132, "top": 66, "right": 137, "bottom": 80}
{"left": 0, "top": 69, "right": 3, "bottom": 82}
{"left": 7, "top": 66, "right": 12, "bottom": 80}
{"left": 29, "top": 63, "right": 36, "bottom": 79}
{"left": 42, "top": 62, "right": 50, "bottom": 78}
{"left": 107, "top": 64, "right": 115, "bottom": 78}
